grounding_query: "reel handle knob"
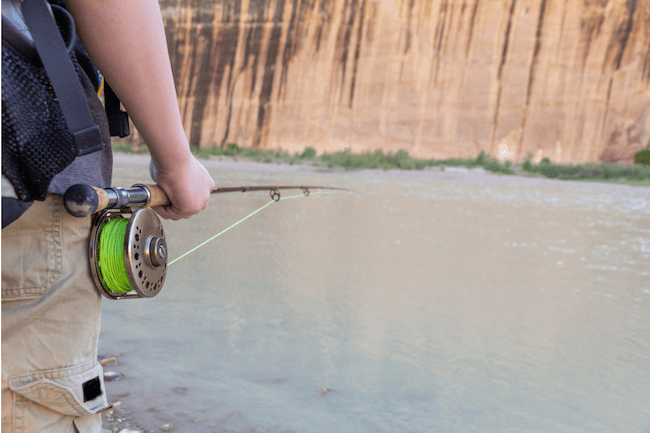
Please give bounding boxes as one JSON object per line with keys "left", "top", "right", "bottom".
{"left": 63, "top": 184, "right": 109, "bottom": 218}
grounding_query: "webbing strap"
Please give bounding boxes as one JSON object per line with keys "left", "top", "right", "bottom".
{"left": 104, "top": 83, "right": 130, "bottom": 138}
{"left": 20, "top": 0, "right": 104, "bottom": 156}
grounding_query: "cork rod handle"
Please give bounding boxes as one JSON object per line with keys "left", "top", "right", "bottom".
{"left": 136, "top": 184, "right": 171, "bottom": 208}
{"left": 63, "top": 184, "right": 172, "bottom": 218}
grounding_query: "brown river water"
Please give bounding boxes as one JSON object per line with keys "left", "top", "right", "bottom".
{"left": 100, "top": 157, "right": 650, "bottom": 433}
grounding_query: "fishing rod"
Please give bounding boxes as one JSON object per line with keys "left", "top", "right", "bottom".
{"left": 62, "top": 183, "right": 350, "bottom": 301}
{"left": 63, "top": 183, "right": 351, "bottom": 218}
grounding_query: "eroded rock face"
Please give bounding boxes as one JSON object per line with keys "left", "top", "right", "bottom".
{"left": 158, "top": 0, "right": 650, "bottom": 163}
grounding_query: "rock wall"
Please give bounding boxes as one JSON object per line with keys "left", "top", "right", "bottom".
{"left": 156, "top": 0, "right": 650, "bottom": 163}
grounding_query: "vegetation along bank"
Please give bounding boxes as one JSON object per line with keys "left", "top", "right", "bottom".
{"left": 113, "top": 142, "right": 650, "bottom": 187}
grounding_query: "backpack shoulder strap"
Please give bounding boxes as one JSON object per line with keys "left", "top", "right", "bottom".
{"left": 20, "top": 0, "right": 104, "bottom": 156}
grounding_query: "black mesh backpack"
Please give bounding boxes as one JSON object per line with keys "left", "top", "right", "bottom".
{"left": 1, "top": 0, "right": 128, "bottom": 227}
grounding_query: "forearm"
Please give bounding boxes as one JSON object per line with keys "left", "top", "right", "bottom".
{"left": 65, "top": 0, "right": 190, "bottom": 171}
{"left": 65, "top": 0, "right": 215, "bottom": 220}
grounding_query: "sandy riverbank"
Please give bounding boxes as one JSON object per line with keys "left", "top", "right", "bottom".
{"left": 113, "top": 152, "right": 613, "bottom": 187}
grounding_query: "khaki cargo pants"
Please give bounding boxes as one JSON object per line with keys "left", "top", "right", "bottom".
{"left": 2, "top": 195, "right": 109, "bottom": 432}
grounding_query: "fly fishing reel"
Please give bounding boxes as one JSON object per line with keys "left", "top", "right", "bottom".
{"left": 89, "top": 208, "right": 167, "bottom": 300}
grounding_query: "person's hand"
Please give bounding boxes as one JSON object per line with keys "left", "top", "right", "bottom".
{"left": 149, "top": 155, "right": 215, "bottom": 220}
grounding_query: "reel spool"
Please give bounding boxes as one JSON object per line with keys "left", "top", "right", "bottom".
{"left": 89, "top": 208, "right": 167, "bottom": 300}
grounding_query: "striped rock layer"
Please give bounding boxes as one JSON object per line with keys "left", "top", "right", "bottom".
{"left": 159, "top": 0, "right": 650, "bottom": 163}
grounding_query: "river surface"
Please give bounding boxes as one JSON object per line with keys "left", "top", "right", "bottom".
{"left": 101, "top": 160, "right": 650, "bottom": 433}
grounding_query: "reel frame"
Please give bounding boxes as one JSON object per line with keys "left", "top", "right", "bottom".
{"left": 89, "top": 207, "right": 167, "bottom": 300}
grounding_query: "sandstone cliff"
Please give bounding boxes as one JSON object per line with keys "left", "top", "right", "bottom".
{"left": 154, "top": 0, "right": 650, "bottom": 163}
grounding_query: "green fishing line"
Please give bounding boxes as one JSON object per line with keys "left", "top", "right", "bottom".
{"left": 98, "top": 218, "right": 133, "bottom": 293}
{"left": 169, "top": 191, "right": 332, "bottom": 266}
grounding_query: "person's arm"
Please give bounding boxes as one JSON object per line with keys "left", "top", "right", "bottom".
{"left": 65, "top": 0, "right": 215, "bottom": 220}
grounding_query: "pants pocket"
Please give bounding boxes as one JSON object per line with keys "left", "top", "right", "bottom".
{"left": 9, "top": 362, "right": 108, "bottom": 417}
{"left": 1, "top": 196, "right": 63, "bottom": 301}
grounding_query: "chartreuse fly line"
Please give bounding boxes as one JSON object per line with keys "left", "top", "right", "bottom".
{"left": 98, "top": 218, "right": 133, "bottom": 293}
{"left": 168, "top": 191, "right": 332, "bottom": 266}
{"left": 94, "top": 191, "right": 332, "bottom": 294}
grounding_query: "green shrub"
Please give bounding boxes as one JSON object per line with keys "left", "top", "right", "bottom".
{"left": 112, "top": 141, "right": 133, "bottom": 153}
{"left": 475, "top": 151, "right": 486, "bottom": 166}
{"left": 538, "top": 165, "right": 560, "bottom": 178}
{"left": 300, "top": 147, "right": 317, "bottom": 159}
{"left": 196, "top": 147, "right": 212, "bottom": 159}
{"left": 116, "top": 142, "right": 650, "bottom": 184}
{"left": 522, "top": 159, "right": 650, "bottom": 183}
{"left": 635, "top": 149, "right": 650, "bottom": 165}
{"left": 478, "top": 153, "right": 515, "bottom": 175}
{"left": 223, "top": 145, "right": 240, "bottom": 157}
{"left": 522, "top": 153, "right": 533, "bottom": 172}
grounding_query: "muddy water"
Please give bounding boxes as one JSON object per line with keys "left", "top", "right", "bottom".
{"left": 101, "top": 161, "right": 650, "bottom": 433}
